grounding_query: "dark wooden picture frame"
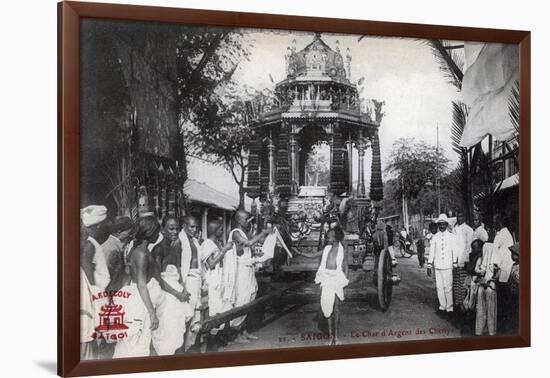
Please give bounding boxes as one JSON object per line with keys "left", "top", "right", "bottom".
{"left": 58, "top": 1, "right": 531, "bottom": 376}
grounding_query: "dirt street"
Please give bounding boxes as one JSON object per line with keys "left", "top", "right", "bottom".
{"left": 224, "top": 255, "right": 467, "bottom": 351}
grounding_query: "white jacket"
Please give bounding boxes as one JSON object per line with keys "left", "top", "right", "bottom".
{"left": 428, "top": 230, "right": 459, "bottom": 270}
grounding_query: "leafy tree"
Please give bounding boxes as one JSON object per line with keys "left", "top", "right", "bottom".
{"left": 449, "top": 101, "right": 476, "bottom": 222}
{"left": 385, "top": 138, "right": 449, "bottom": 202}
{"left": 379, "top": 178, "right": 401, "bottom": 218}
{"left": 183, "top": 87, "right": 254, "bottom": 208}
{"left": 175, "top": 30, "right": 254, "bottom": 209}
{"left": 409, "top": 173, "right": 462, "bottom": 218}
{"left": 80, "top": 21, "right": 252, "bottom": 215}
{"left": 380, "top": 171, "right": 462, "bottom": 222}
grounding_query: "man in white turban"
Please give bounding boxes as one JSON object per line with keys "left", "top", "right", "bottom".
{"left": 80, "top": 205, "right": 108, "bottom": 360}
{"left": 80, "top": 205, "right": 110, "bottom": 290}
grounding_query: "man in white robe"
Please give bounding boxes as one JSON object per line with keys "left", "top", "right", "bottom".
{"left": 201, "top": 220, "right": 234, "bottom": 344}
{"left": 229, "top": 210, "right": 271, "bottom": 343}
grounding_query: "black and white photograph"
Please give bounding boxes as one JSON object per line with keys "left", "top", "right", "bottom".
{"left": 78, "top": 18, "right": 521, "bottom": 360}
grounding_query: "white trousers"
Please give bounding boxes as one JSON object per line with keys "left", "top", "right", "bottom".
{"left": 435, "top": 268, "right": 453, "bottom": 311}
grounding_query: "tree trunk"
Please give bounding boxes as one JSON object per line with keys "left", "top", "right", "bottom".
{"left": 239, "top": 184, "right": 245, "bottom": 209}
{"left": 239, "top": 167, "right": 246, "bottom": 209}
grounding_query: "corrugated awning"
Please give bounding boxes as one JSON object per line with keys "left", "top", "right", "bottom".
{"left": 183, "top": 179, "right": 239, "bottom": 211}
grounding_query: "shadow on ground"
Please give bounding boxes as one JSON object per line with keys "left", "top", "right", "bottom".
{"left": 35, "top": 361, "right": 57, "bottom": 375}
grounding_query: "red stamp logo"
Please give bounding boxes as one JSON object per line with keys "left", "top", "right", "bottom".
{"left": 91, "top": 290, "right": 131, "bottom": 341}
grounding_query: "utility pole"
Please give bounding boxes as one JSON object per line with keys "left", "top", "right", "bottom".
{"left": 436, "top": 123, "right": 441, "bottom": 215}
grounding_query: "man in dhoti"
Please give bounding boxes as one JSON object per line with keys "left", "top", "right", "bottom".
{"left": 80, "top": 205, "right": 108, "bottom": 360}
{"left": 298, "top": 224, "right": 349, "bottom": 345}
{"left": 201, "top": 220, "right": 234, "bottom": 349}
{"left": 229, "top": 210, "right": 270, "bottom": 343}
{"left": 428, "top": 214, "right": 459, "bottom": 315}
{"left": 315, "top": 225, "right": 349, "bottom": 345}
{"left": 151, "top": 215, "right": 192, "bottom": 356}
{"left": 179, "top": 215, "right": 203, "bottom": 351}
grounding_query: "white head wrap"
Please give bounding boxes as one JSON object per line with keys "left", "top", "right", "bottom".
{"left": 80, "top": 205, "right": 107, "bottom": 227}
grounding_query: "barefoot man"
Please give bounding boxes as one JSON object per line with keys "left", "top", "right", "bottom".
{"left": 229, "top": 209, "right": 270, "bottom": 343}
{"left": 302, "top": 225, "right": 349, "bottom": 345}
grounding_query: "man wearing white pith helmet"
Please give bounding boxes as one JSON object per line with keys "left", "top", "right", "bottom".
{"left": 427, "top": 213, "right": 459, "bottom": 314}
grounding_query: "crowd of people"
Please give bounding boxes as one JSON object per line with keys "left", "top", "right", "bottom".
{"left": 79, "top": 205, "right": 274, "bottom": 360}
{"left": 369, "top": 210, "right": 519, "bottom": 336}
{"left": 79, "top": 201, "right": 520, "bottom": 359}
{"left": 421, "top": 211, "right": 520, "bottom": 336}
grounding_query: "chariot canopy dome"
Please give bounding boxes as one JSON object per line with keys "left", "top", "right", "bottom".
{"left": 245, "top": 32, "right": 384, "bottom": 204}
{"left": 284, "top": 32, "right": 351, "bottom": 83}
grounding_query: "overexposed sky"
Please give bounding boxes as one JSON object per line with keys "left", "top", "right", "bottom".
{"left": 232, "top": 29, "right": 462, "bottom": 178}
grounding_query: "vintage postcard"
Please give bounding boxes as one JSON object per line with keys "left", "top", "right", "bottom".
{"left": 78, "top": 18, "right": 520, "bottom": 360}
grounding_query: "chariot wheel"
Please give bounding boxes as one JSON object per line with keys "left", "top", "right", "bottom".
{"left": 377, "top": 248, "right": 393, "bottom": 311}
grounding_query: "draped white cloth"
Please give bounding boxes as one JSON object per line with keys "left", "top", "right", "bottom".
{"left": 151, "top": 265, "right": 189, "bottom": 356}
{"left": 481, "top": 239, "right": 514, "bottom": 283}
{"left": 80, "top": 267, "right": 97, "bottom": 344}
{"left": 178, "top": 230, "right": 200, "bottom": 286}
{"left": 460, "top": 43, "right": 519, "bottom": 147}
{"left": 315, "top": 243, "right": 349, "bottom": 318}
{"left": 453, "top": 223, "right": 474, "bottom": 267}
{"left": 113, "top": 279, "right": 164, "bottom": 358}
{"left": 88, "top": 236, "right": 110, "bottom": 291}
{"left": 185, "top": 269, "right": 202, "bottom": 317}
{"left": 221, "top": 230, "right": 238, "bottom": 312}
{"left": 259, "top": 227, "right": 292, "bottom": 262}
{"left": 229, "top": 228, "right": 258, "bottom": 328}
{"left": 201, "top": 239, "right": 225, "bottom": 317}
